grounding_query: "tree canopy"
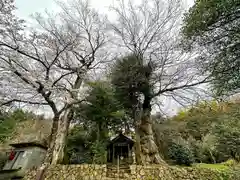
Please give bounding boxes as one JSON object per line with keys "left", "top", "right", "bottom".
{"left": 75, "top": 81, "right": 128, "bottom": 139}
{"left": 182, "top": 0, "right": 240, "bottom": 96}
{"left": 154, "top": 100, "right": 240, "bottom": 165}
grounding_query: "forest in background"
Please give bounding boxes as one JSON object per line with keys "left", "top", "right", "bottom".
{"left": 1, "top": 99, "right": 240, "bottom": 168}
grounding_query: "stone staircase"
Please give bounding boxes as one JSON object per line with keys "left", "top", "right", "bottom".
{"left": 106, "top": 164, "right": 131, "bottom": 178}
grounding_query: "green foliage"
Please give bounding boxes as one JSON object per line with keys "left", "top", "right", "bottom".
{"left": 154, "top": 100, "right": 240, "bottom": 165}
{"left": 192, "top": 162, "right": 240, "bottom": 180}
{"left": 182, "top": 0, "right": 240, "bottom": 95}
{"left": 214, "top": 118, "right": 240, "bottom": 162}
{"left": 221, "top": 159, "right": 237, "bottom": 167}
{"left": 0, "top": 109, "right": 37, "bottom": 168}
{"left": 0, "top": 152, "right": 7, "bottom": 170}
{"left": 66, "top": 125, "right": 91, "bottom": 164}
{"left": 76, "top": 81, "right": 127, "bottom": 135}
{"left": 66, "top": 125, "right": 107, "bottom": 164}
{"left": 67, "top": 80, "right": 136, "bottom": 164}
{"left": 110, "top": 54, "right": 153, "bottom": 118}
{"left": 110, "top": 55, "right": 140, "bottom": 118}
{"left": 192, "top": 163, "right": 230, "bottom": 171}
{"left": 168, "top": 138, "right": 194, "bottom": 166}
{"left": 197, "top": 134, "right": 218, "bottom": 163}
{"left": 182, "top": 0, "right": 239, "bottom": 39}
{"left": 90, "top": 140, "right": 107, "bottom": 164}
{"left": 0, "top": 109, "right": 35, "bottom": 142}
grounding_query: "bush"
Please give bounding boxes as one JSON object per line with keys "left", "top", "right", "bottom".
{"left": 66, "top": 125, "right": 93, "bottom": 164}
{"left": 66, "top": 125, "right": 107, "bottom": 164}
{"left": 168, "top": 138, "right": 194, "bottom": 166}
{"left": 214, "top": 118, "right": 240, "bottom": 162}
{"left": 0, "top": 152, "right": 7, "bottom": 170}
{"left": 221, "top": 159, "right": 237, "bottom": 167}
{"left": 196, "top": 134, "right": 218, "bottom": 163}
{"left": 90, "top": 141, "right": 107, "bottom": 164}
{"left": 155, "top": 101, "right": 240, "bottom": 165}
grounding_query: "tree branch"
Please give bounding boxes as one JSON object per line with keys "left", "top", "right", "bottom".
{"left": 51, "top": 71, "right": 75, "bottom": 87}
{"left": 0, "top": 99, "right": 48, "bottom": 107}
{"left": 154, "top": 77, "right": 211, "bottom": 97}
{"left": 0, "top": 43, "right": 48, "bottom": 69}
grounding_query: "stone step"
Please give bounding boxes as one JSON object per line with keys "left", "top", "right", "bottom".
{"left": 107, "top": 166, "right": 131, "bottom": 178}
{"left": 107, "top": 166, "right": 130, "bottom": 170}
{"left": 107, "top": 164, "right": 129, "bottom": 167}
{"left": 106, "top": 172, "right": 131, "bottom": 179}
{"left": 107, "top": 169, "right": 131, "bottom": 173}
{"left": 107, "top": 166, "right": 129, "bottom": 168}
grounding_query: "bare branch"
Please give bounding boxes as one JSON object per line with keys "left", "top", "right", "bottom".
{"left": 0, "top": 43, "right": 48, "bottom": 69}
{"left": 155, "top": 77, "right": 211, "bottom": 97}
{"left": 0, "top": 99, "right": 48, "bottom": 107}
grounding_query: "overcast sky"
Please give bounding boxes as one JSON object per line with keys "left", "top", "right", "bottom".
{"left": 15, "top": 0, "right": 116, "bottom": 20}
{"left": 13, "top": 0, "right": 195, "bottom": 117}
{"left": 15, "top": 0, "right": 194, "bottom": 21}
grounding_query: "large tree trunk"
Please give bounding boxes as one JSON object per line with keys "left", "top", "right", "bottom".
{"left": 51, "top": 108, "right": 73, "bottom": 164}
{"left": 138, "top": 96, "right": 165, "bottom": 164}
{"left": 43, "top": 115, "right": 60, "bottom": 164}
{"left": 135, "top": 126, "right": 142, "bottom": 164}
{"left": 37, "top": 115, "right": 60, "bottom": 180}
{"left": 37, "top": 76, "right": 83, "bottom": 179}
{"left": 132, "top": 107, "right": 142, "bottom": 164}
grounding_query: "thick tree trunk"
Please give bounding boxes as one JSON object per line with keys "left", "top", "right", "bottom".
{"left": 51, "top": 108, "right": 72, "bottom": 164}
{"left": 43, "top": 115, "right": 60, "bottom": 164}
{"left": 135, "top": 126, "right": 142, "bottom": 164}
{"left": 138, "top": 96, "right": 165, "bottom": 164}
{"left": 50, "top": 75, "right": 83, "bottom": 164}
{"left": 37, "top": 115, "right": 60, "bottom": 180}
{"left": 37, "top": 75, "right": 83, "bottom": 179}
{"left": 132, "top": 107, "right": 142, "bottom": 164}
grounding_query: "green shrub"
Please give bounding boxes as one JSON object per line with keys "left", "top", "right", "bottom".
{"left": 90, "top": 140, "right": 106, "bottom": 164}
{"left": 192, "top": 163, "right": 230, "bottom": 171}
{"left": 221, "top": 159, "right": 237, "bottom": 167}
{"left": 66, "top": 125, "right": 107, "bottom": 164}
{"left": 168, "top": 138, "right": 194, "bottom": 166}
{"left": 214, "top": 118, "right": 240, "bottom": 162}
{"left": 0, "top": 152, "right": 7, "bottom": 170}
{"left": 0, "top": 109, "right": 35, "bottom": 143}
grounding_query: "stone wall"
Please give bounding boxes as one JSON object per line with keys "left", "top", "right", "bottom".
{"left": 24, "top": 164, "right": 107, "bottom": 180}
{"left": 130, "top": 165, "right": 238, "bottom": 180}
{"left": 24, "top": 164, "right": 239, "bottom": 180}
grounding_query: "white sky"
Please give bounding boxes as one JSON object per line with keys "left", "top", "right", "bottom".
{"left": 13, "top": 0, "right": 195, "bottom": 117}
{"left": 15, "top": 0, "right": 194, "bottom": 21}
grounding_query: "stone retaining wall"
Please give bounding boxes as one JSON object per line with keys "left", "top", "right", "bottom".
{"left": 24, "top": 164, "right": 239, "bottom": 180}
{"left": 24, "top": 164, "right": 106, "bottom": 180}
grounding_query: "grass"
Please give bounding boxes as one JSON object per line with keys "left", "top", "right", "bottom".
{"left": 192, "top": 163, "right": 230, "bottom": 171}
{"left": 192, "top": 159, "right": 239, "bottom": 171}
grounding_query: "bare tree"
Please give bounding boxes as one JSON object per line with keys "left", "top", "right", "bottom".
{"left": 0, "top": 0, "right": 108, "bottom": 166}
{"left": 110, "top": 0, "right": 210, "bottom": 164}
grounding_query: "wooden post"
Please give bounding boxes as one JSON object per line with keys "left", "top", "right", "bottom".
{"left": 113, "top": 145, "right": 115, "bottom": 164}
{"left": 36, "top": 164, "right": 47, "bottom": 180}
{"left": 117, "top": 155, "right": 119, "bottom": 180}
{"left": 120, "top": 146, "right": 122, "bottom": 164}
{"left": 128, "top": 144, "right": 130, "bottom": 163}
